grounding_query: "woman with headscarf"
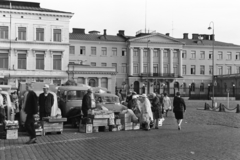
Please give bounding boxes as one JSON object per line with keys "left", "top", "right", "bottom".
{"left": 139, "top": 94, "right": 153, "bottom": 131}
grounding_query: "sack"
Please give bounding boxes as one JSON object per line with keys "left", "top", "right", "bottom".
{"left": 142, "top": 113, "right": 149, "bottom": 123}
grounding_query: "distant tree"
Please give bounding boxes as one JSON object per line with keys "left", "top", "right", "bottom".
{"left": 63, "top": 80, "right": 77, "bottom": 86}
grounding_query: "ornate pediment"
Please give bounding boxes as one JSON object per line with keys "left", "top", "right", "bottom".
{"left": 128, "top": 33, "right": 183, "bottom": 44}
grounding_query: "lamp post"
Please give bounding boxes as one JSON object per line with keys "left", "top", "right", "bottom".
{"left": 233, "top": 84, "right": 235, "bottom": 97}
{"left": 208, "top": 21, "right": 215, "bottom": 108}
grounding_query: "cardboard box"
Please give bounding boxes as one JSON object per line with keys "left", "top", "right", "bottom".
{"left": 117, "top": 125, "right": 122, "bottom": 131}
{"left": 108, "top": 118, "right": 115, "bottom": 125}
{"left": 119, "top": 113, "right": 131, "bottom": 124}
{"left": 115, "top": 119, "right": 121, "bottom": 125}
{"left": 79, "top": 124, "right": 93, "bottom": 133}
{"left": 123, "top": 122, "right": 133, "bottom": 131}
{"left": 132, "top": 123, "right": 140, "bottom": 130}
{"left": 93, "top": 118, "right": 108, "bottom": 126}
{"left": 6, "top": 130, "right": 18, "bottom": 139}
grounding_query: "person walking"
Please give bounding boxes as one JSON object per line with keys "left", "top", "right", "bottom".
{"left": 139, "top": 94, "right": 153, "bottom": 131}
{"left": 173, "top": 92, "right": 186, "bottom": 130}
{"left": 39, "top": 84, "right": 54, "bottom": 120}
{"left": 163, "top": 93, "right": 172, "bottom": 117}
{"left": 24, "top": 83, "right": 38, "bottom": 144}
{"left": 82, "top": 89, "right": 92, "bottom": 118}
{"left": 150, "top": 93, "right": 162, "bottom": 129}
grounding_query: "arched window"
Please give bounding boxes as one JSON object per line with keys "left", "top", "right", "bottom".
{"left": 200, "top": 83, "right": 204, "bottom": 92}
{"left": 224, "top": 83, "right": 227, "bottom": 92}
{"left": 183, "top": 83, "right": 187, "bottom": 92}
{"left": 101, "top": 78, "right": 108, "bottom": 89}
{"left": 191, "top": 83, "right": 195, "bottom": 92}
{"left": 77, "top": 77, "right": 84, "bottom": 84}
{"left": 89, "top": 79, "right": 96, "bottom": 87}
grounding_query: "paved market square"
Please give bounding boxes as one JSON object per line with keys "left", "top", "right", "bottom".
{"left": 1, "top": 100, "right": 240, "bottom": 160}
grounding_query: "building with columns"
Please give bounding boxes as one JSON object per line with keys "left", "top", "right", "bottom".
{"left": 69, "top": 28, "right": 240, "bottom": 96}
{"left": 0, "top": 1, "right": 73, "bottom": 87}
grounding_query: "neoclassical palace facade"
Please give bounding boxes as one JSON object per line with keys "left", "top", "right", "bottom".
{"left": 69, "top": 29, "right": 240, "bottom": 95}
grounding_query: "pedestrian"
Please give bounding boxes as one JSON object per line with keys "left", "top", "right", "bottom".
{"left": 24, "top": 83, "right": 38, "bottom": 144}
{"left": 150, "top": 93, "right": 163, "bottom": 129}
{"left": 139, "top": 94, "right": 153, "bottom": 131}
{"left": 130, "top": 95, "right": 141, "bottom": 115}
{"left": 116, "top": 90, "right": 123, "bottom": 102}
{"left": 173, "top": 92, "right": 186, "bottom": 130}
{"left": 0, "top": 88, "right": 5, "bottom": 123}
{"left": 39, "top": 84, "right": 54, "bottom": 120}
{"left": 163, "top": 93, "right": 172, "bottom": 117}
{"left": 82, "top": 89, "right": 92, "bottom": 118}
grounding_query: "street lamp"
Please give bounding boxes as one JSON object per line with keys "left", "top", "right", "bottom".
{"left": 208, "top": 21, "right": 215, "bottom": 108}
{"left": 233, "top": 84, "right": 235, "bottom": 97}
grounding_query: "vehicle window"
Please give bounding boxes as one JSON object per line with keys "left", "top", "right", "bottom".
{"left": 67, "top": 90, "right": 87, "bottom": 100}
{"left": 101, "top": 96, "right": 119, "bottom": 103}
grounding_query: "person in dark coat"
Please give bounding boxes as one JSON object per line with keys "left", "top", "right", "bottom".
{"left": 82, "top": 89, "right": 92, "bottom": 118}
{"left": 39, "top": 84, "right": 54, "bottom": 120}
{"left": 173, "top": 92, "right": 186, "bottom": 130}
{"left": 24, "top": 83, "right": 38, "bottom": 144}
{"left": 151, "top": 93, "right": 162, "bottom": 129}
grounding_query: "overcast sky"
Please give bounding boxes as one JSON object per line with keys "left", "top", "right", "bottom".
{"left": 14, "top": 0, "right": 240, "bottom": 44}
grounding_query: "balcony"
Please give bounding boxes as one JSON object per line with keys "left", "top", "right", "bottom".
{"left": 139, "top": 73, "right": 180, "bottom": 78}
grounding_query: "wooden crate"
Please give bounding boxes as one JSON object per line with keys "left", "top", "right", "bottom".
{"left": 6, "top": 130, "right": 18, "bottom": 139}
{"left": 79, "top": 124, "right": 93, "bottom": 133}
{"left": 42, "top": 121, "right": 63, "bottom": 135}
{"left": 93, "top": 118, "right": 108, "bottom": 127}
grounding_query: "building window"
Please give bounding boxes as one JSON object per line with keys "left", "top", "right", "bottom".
{"left": 80, "top": 46, "right": 85, "bottom": 55}
{"left": 18, "top": 54, "right": 26, "bottom": 69}
{"left": 36, "top": 28, "right": 44, "bottom": 41}
{"left": 144, "top": 50, "right": 148, "bottom": 57}
{"left": 200, "top": 51, "right": 205, "bottom": 59}
{"left": 191, "top": 65, "right": 195, "bottom": 74}
{"left": 191, "top": 83, "right": 195, "bottom": 92}
{"left": 18, "top": 27, "right": 26, "bottom": 40}
{"left": 182, "top": 50, "right": 187, "bottom": 59}
{"left": 173, "top": 51, "right": 178, "bottom": 58}
{"left": 112, "top": 63, "right": 117, "bottom": 72}
{"left": 89, "top": 79, "right": 96, "bottom": 87}
{"left": 154, "top": 50, "right": 158, "bottom": 57}
{"left": 218, "top": 66, "right": 223, "bottom": 75}
{"left": 164, "top": 50, "right": 168, "bottom": 57}
{"left": 200, "top": 65, "right": 205, "bottom": 75}
{"left": 101, "top": 63, "right": 107, "bottom": 67}
{"left": 182, "top": 65, "right": 186, "bottom": 75}
{"left": 200, "top": 83, "right": 204, "bottom": 92}
{"left": 0, "top": 26, "right": 8, "bottom": 39}
{"left": 53, "top": 80, "right": 61, "bottom": 86}
{"left": 173, "top": 65, "right": 178, "bottom": 75}
{"left": 236, "top": 53, "right": 240, "bottom": 60}
{"left": 143, "top": 64, "right": 148, "bottom": 73}
{"left": 36, "top": 79, "right": 44, "bottom": 82}
{"left": 133, "top": 49, "right": 138, "bottom": 57}
{"left": 164, "top": 64, "right": 168, "bottom": 73}
{"left": 121, "top": 63, "right": 127, "bottom": 73}
{"left": 191, "top": 51, "right": 196, "bottom": 59}
{"left": 236, "top": 66, "right": 240, "bottom": 74}
{"left": 209, "top": 51, "right": 212, "bottom": 59}
{"left": 53, "top": 29, "right": 61, "bottom": 42}
{"left": 91, "top": 47, "right": 96, "bottom": 56}
{"left": 227, "top": 66, "right": 231, "bottom": 74}
{"left": 101, "top": 78, "right": 108, "bottom": 88}
{"left": 133, "top": 64, "right": 138, "bottom": 74}
{"left": 218, "top": 51, "right": 223, "bottom": 59}
{"left": 122, "top": 49, "right": 126, "bottom": 56}
{"left": 183, "top": 83, "right": 187, "bottom": 92}
{"left": 101, "top": 47, "right": 107, "bottom": 56}
{"left": 69, "top": 46, "right": 75, "bottom": 54}
{"left": 209, "top": 65, "right": 213, "bottom": 74}
{"left": 227, "top": 52, "right": 232, "bottom": 60}
{"left": 53, "top": 55, "right": 61, "bottom": 70}
{"left": 36, "top": 54, "right": 44, "bottom": 70}
{"left": 153, "top": 64, "right": 158, "bottom": 73}
{"left": 91, "top": 62, "right": 96, "bottom": 66}
{"left": 0, "top": 52, "right": 8, "bottom": 69}
{"left": 112, "top": 48, "right": 117, "bottom": 56}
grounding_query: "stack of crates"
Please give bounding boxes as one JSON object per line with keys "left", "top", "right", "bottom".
{"left": 119, "top": 113, "right": 132, "bottom": 131}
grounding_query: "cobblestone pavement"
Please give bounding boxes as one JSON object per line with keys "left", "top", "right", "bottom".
{"left": 1, "top": 101, "right": 240, "bottom": 160}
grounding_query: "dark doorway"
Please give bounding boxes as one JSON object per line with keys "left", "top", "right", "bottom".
{"left": 134, "top": 81, "right": 140, "bottom": 94}
{"left": 174, "top": 82, "right": 179, "bottom": 96}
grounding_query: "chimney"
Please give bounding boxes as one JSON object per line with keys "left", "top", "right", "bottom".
{"left": 192, "top": 33, "right": 199, "bottom": 40}
{"left": 165, "top": 33, "right": 170, "bottom": 36}
{"left": 202, "top": 34, "right": 209, "bottom": 40}
{"left": 118, "top": 30, "right": 125, "bottom": 36}
{"left": 72, "top": 28, "right": 85, "bottom": 34}
{"left": 183, "top": 33, "right": 188, "bottom": 39}
{"left": 210, "top": 34, "right": 215, "bottom": 41}
{"left": 104, "top": 29, "right": 107, "bottom": 36}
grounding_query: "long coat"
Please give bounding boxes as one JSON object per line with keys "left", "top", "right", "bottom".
{"left": 151, "top": 96, "right": 162, "bottom": 119}
{"left": 39, "top": 93, "right": 54, "bottom": 114}
{"left": 24, "top": 91, "right": 38, "bottom": 115}
{"left": 82, "top": 93, "right": 92, "bottom": 117}
{"left": 173, "top": 96, "right": 186, "bottom": 112}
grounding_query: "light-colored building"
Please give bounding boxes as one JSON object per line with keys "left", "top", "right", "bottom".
{"left": 0, "top": 1, "right": 73, "bottom": 87}
{"left": 69, "top": 29, "right": 240, "bottom": 96}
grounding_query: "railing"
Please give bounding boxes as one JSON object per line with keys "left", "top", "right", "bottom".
{"left": 139, "top": 73, "right": 177, "bottom": 78}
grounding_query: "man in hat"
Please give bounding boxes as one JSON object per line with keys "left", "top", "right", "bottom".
{"left": 82, "top": 89, "right": 93, "bottom": 118}
{"left": 39, "top": 84, "right": 54, "bottom": 120}
{"left": 24, "top": 83, "right": 38, "bottom": 144}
